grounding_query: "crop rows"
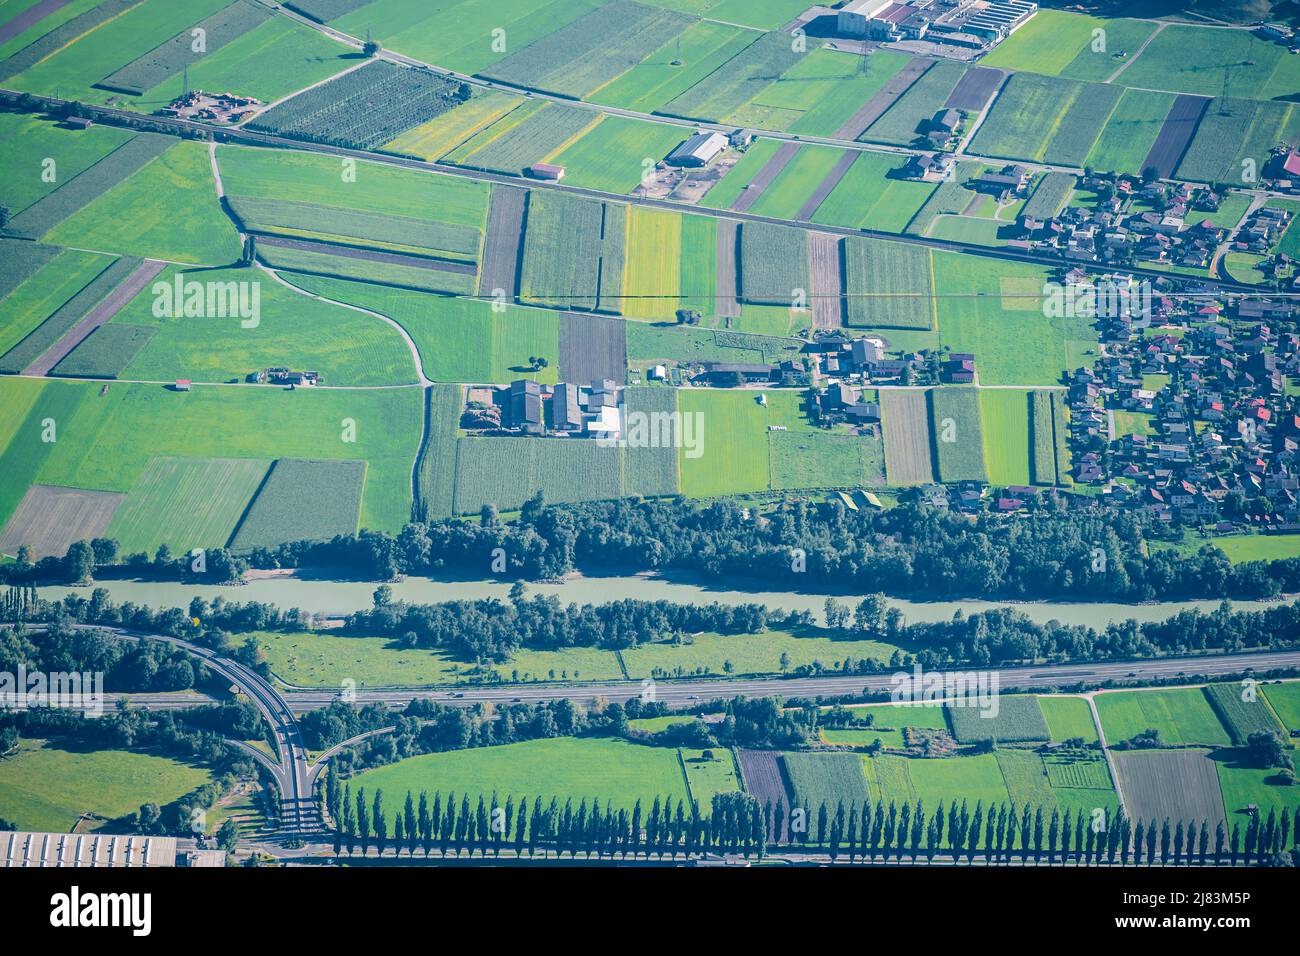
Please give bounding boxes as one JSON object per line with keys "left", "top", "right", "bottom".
{"left": 1030, "top": 390, "right": 1056, "bottom": 485}
{"left": 481, "top": 0, "right": 692, "bottom": 99}
{"left": 738, "top": 221, "right": 808, "bottom": 306}
{"left": 781, "top": 752, "right": 869, "bottom": 816}
{"left": 5, "top": 134, "right": 172, "bottom": 239}
{"left": 0, "top": 239, "right": 59, "bottom": 301}
{"left": 453, "top": 436, "right": 622, "bottom": 514}
{"left": 621, "top": 386, "right": 679, "bottom": 498}
{"left": 947, "top": 696, "right": 1050, "bottom": 744}
{"left": 0, "top": 0, "right": 138, "bottom": 82}
{"left": 861, "top": 60, "right": 966, "bottom": 146}
{"left": 1020, "top": 172, "right": 1075, "bottom": 221}
{"left": 248, "top": 60, "right": 469, "bottom": 150}
{"left": 0, "top": 255, "right": 141, "bottom": 373}
{"left": 843, "top": 236, "right": 932, "bottom": 329}
{"left": 659, "top": 31, "right": 801, "bottom": 122}
{"left": 444, "top": 102, "right": 596, "bottom": 176}
{"left": 1050, "top": 391, "right": 1071, "bottom": 485}
{"left": 1203, "top": 682, "right": 1284, "bottom": 745}
{"left": 98, "top": 0, "right": 271, "bottom": 96}
{"left": 230, "top": 457, "right": 366, "bottom": 549}
{"left": 929, "top": 387, "right": 987, "bottom": 482}
{"left": 229, "top": 196, "right": 480, "bottom": 261}
{"left": 50, "top": 323, "right": 155, "bottom": 378}
{"left": 413, "top": 385, "right": 462, "bottom": 522}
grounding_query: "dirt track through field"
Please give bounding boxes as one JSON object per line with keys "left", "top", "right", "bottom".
{"left": 715, "top": 219, "right": 741, "bottom": 318}
{"left": 1142, "top": 94, "right": 1210, "bottom": 180}
{"left": 808, "top": 232, "right": 844, "bottom": 329}
{"left": 730, "top": 142, "right": 799, "bottom": 213}
{"left": 796, "top": 150, "right": 857, "bottom": 222}
{"left": 478, "top": 184, "right": 527, "bottom": 297}
{"left": 834, "top": 56, "right": 932, "bottom": 140}
{"left": 23, "top": 258, "right": 166, "bottom": 376}
{"left": 881, "top": 389, "right": 936, "bottom": 485}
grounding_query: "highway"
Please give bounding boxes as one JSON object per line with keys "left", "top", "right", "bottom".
{"left": 0, "top": 88, "right": 1272, "bottom": 298}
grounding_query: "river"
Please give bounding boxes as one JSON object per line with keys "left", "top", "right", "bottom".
{"left": 35, "top": 572, "right": 1283, "bottom": 628}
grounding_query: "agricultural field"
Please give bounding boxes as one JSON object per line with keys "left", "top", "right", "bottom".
{"left": 105, "top": 456, "right": 271, "bottom": 555}
{"left": 981, "top": 11, "right": 1155, "bottom": 81}
{"left": 737, "top": 221, "right": 807, "bottom": 306}
{"left": 109, "top": 265, "right": 419, "bottom": 385}
{"left": 1039, "top": 697, "right": 1099, "bottom": 744}
{"left": 1029, "top": 390, "right": 1062, "bottom": 486}
{"left": 479, "top": 0, "right": 692, "bottom": 99}
{"left": 383, "top": 90, "right": 523, "bottom": 161}
{"left": 781, "top": 752, "right": 869, "bottom": 815}
{"left": 621, "top": 626, "right": 899, "bottom": 680}
{"left": 769, "top": 430, "right": 885, "bottom": 491}
{"left": 413, "top": 384, "right": 461, "bottom": 522}
{"left": 560, "top": 313, "right": 627, "bottom": 385}
{"left": 680, "top": 750, "right": 741, "bottom": 805}
{"left": 452, "top": 436, "right": 623, "bottom": 514}
{"left": 1119, "top": 23, "right": 1300, "bottom": 99}
{"left": 1111, "top": 749, "right": 1228, "bottom": 832}
{"left": 217, "top": 145, "right": 489, "bottom": 230}
{"left": 731, "top": 47, "right": 912, "bottom": 136}
{"left": 0, "top": 738, "right": 213, "bottom": 834}
{"left": 1084, "top": 89, "right": 1175, "bottom": 176}
{"left": 0, "top": 485, "right": 123, "bottom": 560}
{"left": 519, "top": 192, "right": 623, "bottom": 313}
{"left": 443, "top": 101, "right": 598, "bottom": 177}
{"left": 1020, "top": 172, "right": 1075, "bottom": 222}
{"left": 0, "top": 379, "right": 421, "bottom": 534}
{"left": 258, "top": 243, "right": 476, "bottom": 296}
{"left": 658, "top": 31, "right": 803, "bottom": 122}
{"left": 928, "top": 387, "right": 987, "bottom": 483}
{"left": 45, "top": 141, "right": 241, "bottom": 265}
{"left": 348, "top": 737, "right": 690, "bottom": 814}
{"left": 1203, "top": 681, "right": 1286, "bottom": 745}
{"left": 879, "top": 389, "right": 935, "bottom": 486}
{"left": 288, "top": 276, "right": 558, "bottom": 386}
{"left": 1175, "top": 97, "right": 1300, "bottom": 185}
{"left": 1215, "top": 749, "right": 1300, "bottom": 821}
{"left": 979, "top": 389, "right": 1031, "bottom": 487}
{"left": 946, "top": 696, "right": 1049, "bottom": 744}
{"left": 625, "top": 324, "right": 799, "bottom": 368}
{"left": 623, "top": 207, "right": 682, "bottom": 320}
{"left": 746, "top": 144, "right": 848, "bottom": 221}
{"left": 860, "top": 59, "right": 966, "bottom": 147}
{"left": 934, "top": 252, "right": 1092, "bottom": 387}
{"left": 0, "top": 380, "right": 87, "bottom": 529}
{"left": 548, "top": 116, "right": 687, "bottom": 195}
{"left": 247, "top": 60, "right": 471, "bottom": 150}
{"left": 735, "top": 750, "right": 792, "bottom": 840}
{"left": 809, "top": 152, "right": 936, "bottom": 233}
{"left": 842, "top": 236, "right": 933, "bottom": 330}
{"left": 49, "top": 323, "right": 156, "bottom": 378}
{"left": 1263, "top": 682, "right": 1300, "bottom": 733}
{"left": 969, "top": 73, "right": 1120, "bottom": 167}
{"left": 1095, "top": 687, "right": 1232, "bottom": 747}
{"left": 620, "top": 386, "right": 680, "bottom": 498}
{"left": 821, "top": 702, "right": 949, "bottom": 749}
{"left": 676, "top": 388, "right": 772, "bottom": 497}
{"left": 230, "top": 458, "right": 367, "bottom": 549}
{"left": 0, "top": 113, "right": 135, "bottom": 218}
{"left": 698, "top": 137, "right": 782, "bottom": 210}
{"left": 589, "top": 19, "right": 760, "bottom": 114}
{"left": 0, "top": 248, "right": 114, "bottom": 359}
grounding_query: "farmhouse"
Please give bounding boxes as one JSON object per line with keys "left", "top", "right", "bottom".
{"left": 483, "top": 379, "right": 627, "bottom": 439}
{"left": 906, "top": 151, "right": 955, "bottom": 182}
{"left": 666, "top": 131, "right": 728, "bottom": 167}
{"left": 527, "top": 162, "right": 566, "bottom": 181}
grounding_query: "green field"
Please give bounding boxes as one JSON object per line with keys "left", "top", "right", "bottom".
{"left": 979, "top": 389, "right": 1032, "bottom": 487}
{"left": 549, "top": 115, "right": 688, "bottom": 194}
{"left": 822, "top": 702, "right": 949, "bottom": 749}
{"left": 1095, "top": 688, "right": 1232, "bottom": 747}
{"left": 623, "top": 207, "right": 682, "bottom": 320}
{"left": 106, "top": 456, "right": 271, "bottom": 555}
{"left": 1039, "top": 696, "right": 1099, "bottom": 744}
{"left": 748, "top": 144, "right": 848, "bottom": 220}
{"left": 453, "top": 436, "right": 623, "bottom": 514}
{"left": 1215, "top": 750, "right": 1300, "bottom": 820}
{"left": 1176, "top": 96, "right": 1300, "bottom": 185}
{"left": 0, "top": 249, "right": 116, "bottom": 359}
{"left": 934, "top": 252, "right": 1091, "bottom": 386}
{"left": 231, "top": 457, "right": 366, "bottom": 549}
{"left": 348, "top": 737, "right": 690, "bottom": 813}
{"left": 783, "top": 751, "right": 869, "bottom": 815}
{"left": 1084, "top": 89, "right": 1175, "bottom": 176}
{"left": 676, "top": 388, "right": 774, "bottom": 497}
{"left": 1120, "top": 23, "right": 1300, "bottom": 99}
{"left": 0, "top": 738, "right": 212, "bottom": 833}
{"left": 980, "top": 10, "right": 1107, "bottom": 75}
{"left": 46, "top": 141, "right": 241, "bottom": 265}
{"left": 842, "top": 236, "right": 933, "bottom": 330}
{"left": 809, "top": 152, "right": 936, "bottom": 233}
{"left": 1203, "top": 681, "right": 1286, "bottom": 745}
{"left": 929, "top": 387, "right": 986, "bottom": 483}
{"left": 110, "top": 266, "right": 419, "bottom": 386}
{"left": 947, "top": 695, "right": 1049, "bottom": 744}
{"left": 384, "top": 90, "right": 524, "bottom": 160}
{"left": 621, "top": 626, "right": 900, "bottom": 680}
{"left": 1263, "top": 682, "right": 1300, "bottom": 733}
{"left": 680, "top": 749, "right": 741, "bottom": 804}
{"left": 969, "top": 73, "right": 1120, "bottom": 167}
{"left": 0, "top": 113, "right": 135, "bottom": 216}
{"left": 861, "top": 60, "right": 966, "bottom": 147}
{"left": 2, "top": 378, "right": 421, "bottom": 534}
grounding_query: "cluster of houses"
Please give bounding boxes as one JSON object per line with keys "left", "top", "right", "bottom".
{"left": 1065, "top": 290, "right": 1300, "bottom": 528}
{"left": 1009, "top": 173, "right": 1231, "bottom": 267}
{"left": 462, "top": 379, "right": 624, "bottom": 439}
{"left": 806, "top": 332, "right": 975, "bottom": 386}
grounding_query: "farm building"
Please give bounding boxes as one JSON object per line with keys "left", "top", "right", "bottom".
{"left": 1, "top": 830, "right": 224, "bottom": 867}
{"left": 666, "top": 131, "right": 728, "bottom": 167}
{"left": 528, "top": 162, "right": 566, "bottom": 181}
{"left": 836, "top": 0, "right": 895, "bottom": 38}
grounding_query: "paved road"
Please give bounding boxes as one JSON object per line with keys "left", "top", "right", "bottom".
{"left": 0, "top": 89, "right": 1272, "bottom": 298}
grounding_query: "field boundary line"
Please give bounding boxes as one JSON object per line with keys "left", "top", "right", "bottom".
{"left": 1085, "top": 692, "right": 1128, "bottom": 820}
